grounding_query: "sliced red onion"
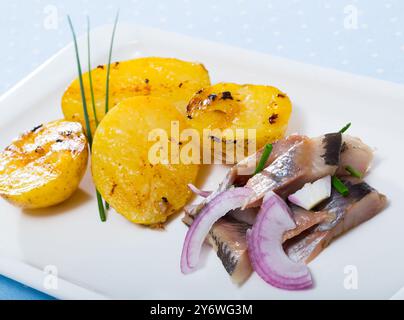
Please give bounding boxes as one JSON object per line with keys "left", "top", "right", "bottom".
{"left": 181, "top": 187, "right": 254, "bottom": 274}
{"left": 247, "top": 191, "right": 313, "bottom": 290}
{"left": 188, "top": 184, "right": 213, "bottom": 198}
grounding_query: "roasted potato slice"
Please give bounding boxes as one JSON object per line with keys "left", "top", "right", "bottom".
{"left": 0, "top": 120, "right": 88, "bottom": 209}
{"left": 62, "top": 57, "right": 211, "bottom": 134}
{"left": 187, "top": 83, "right": 292, "bottom": 158}
{"left": 92, "top": 96, "right": 199, "bottom": 225}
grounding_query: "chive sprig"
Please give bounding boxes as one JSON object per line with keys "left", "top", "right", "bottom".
{"left": 332, "top": 176, "right": 349, "bottom": 197}
{"left": 105, "top": 11, "right": 120, "bottom": 115}
{"left": 254, "top": 144, "right": 273, "bottom": 175}
{"left": 87, "top": 16, "right": 99, "bottom": 127}
{"left": 103, "top": 11, "right": 119, "bottom": 211}
{"left": 68, "top": 15, "right": 107, "bottom": 222}
{"left": 345, "top": 165, "right": 363, "bottom": 179}
{"left": 339, "top": 123, "right": 351, "bottom": 134}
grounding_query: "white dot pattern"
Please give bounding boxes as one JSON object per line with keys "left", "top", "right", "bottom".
{"left": 0, "top": 0, "right": 403, "bottom": 94}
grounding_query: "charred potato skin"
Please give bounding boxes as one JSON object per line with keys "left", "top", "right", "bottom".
{"left": 62, "top": 57, "right": 211, "bottom": 134}
{"left": 92, "top": 96, "right": 200, "bottom": 226}
{"left": 187, "top": 83, "right": 292, "bottom": 152}
{"left": 0, "top": 120, "right": 88, "bottom": 209}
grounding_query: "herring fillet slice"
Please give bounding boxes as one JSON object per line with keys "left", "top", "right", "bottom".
{"left": 285, "top": 179, "right": 387, "bottom": 263}
{"left": 187, "top": 133, "right": 372, "bottom": 218}
{"left": 183, "top": 214, "right": 252, "bottom": 284}
{"left": 183, "top": 205, "right": 330, "bottom": 284}
{"left": 283, "top": 206, "right": 332, "bottom": 241}
{"left": 181, "top": 188, "right": 253, "bottom": 274}
{"left": 245, "top": 133, "right": 343, "bottom": 205}
{"left": 184, "top": 135, "right": 307, "bottom": 220}
{"left": 218, "top": 135, "right": 307, "bottom": 191}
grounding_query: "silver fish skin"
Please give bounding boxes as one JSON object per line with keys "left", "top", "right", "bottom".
{"left": 285, "top": 179, "right": 387, "bottom": 263}
{"left": 186, "top": 135, "right": 307, "bottom": 218}
{"left": 183, "top": 213, "right": 253, "bottom": 285}
{"left": 218, "top": 134, "right": 307, "bottom": 191}
{"left": 245, "top": 133, "right": 343, "bottom": 206}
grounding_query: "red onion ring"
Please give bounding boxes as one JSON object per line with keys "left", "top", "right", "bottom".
{"left": 181, "top": 187, "right": 254, "bottom": 274}
{"left": 247, "top": 192, "right": 313, "bottom": 290}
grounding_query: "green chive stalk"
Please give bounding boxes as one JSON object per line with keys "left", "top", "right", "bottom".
{"left": 254, "top": 144, "right": 273, "bottom": 175}
{"left": 68, "top": 15, "right": 106, "bottom": 222}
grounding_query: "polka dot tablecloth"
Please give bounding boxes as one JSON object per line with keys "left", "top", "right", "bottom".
{"left": 0, "top": 0, "right": 403, "bottom": 300}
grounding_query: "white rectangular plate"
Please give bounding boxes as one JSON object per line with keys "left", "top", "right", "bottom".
{"left": 1, "top": 24, "right": 404, "bottom": 300}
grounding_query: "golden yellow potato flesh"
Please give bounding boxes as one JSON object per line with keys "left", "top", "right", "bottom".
{"left": 92, "top": 96, "right": 200, "bottom": 226}
{"left": 62, "top": 57, "right": 211, "bottom": 134}
{"left": 187, "top": 83, "right": 292, "bottom": 157}
{"left": 0, "top": 120, "right": 88, "bottom": 209}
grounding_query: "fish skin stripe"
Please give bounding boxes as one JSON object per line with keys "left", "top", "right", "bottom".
{"left": 316, "top": 180, "right": 374, "bottom": 231}
{"left": 321, "top": 133, "right": 342, "bottom": 166}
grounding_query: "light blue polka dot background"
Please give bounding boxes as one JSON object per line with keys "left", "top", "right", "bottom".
{"left": 1, "top": 0, "right": 404, "bottom": 95}
{"left": 0, "top": 0, "right": 403, "bottom": 299}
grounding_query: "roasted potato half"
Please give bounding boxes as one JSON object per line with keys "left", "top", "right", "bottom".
{"left": 62, "top": 57, "right": 211, "bottom": 134}
{"left": 92, "top": 96, "right": 199, "bottom": 226}
{"left": 0, "top": 120, "right": 88, "bottom": 209}
{"left": 187, "top": 83, "right": 292, "bottom": 157}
